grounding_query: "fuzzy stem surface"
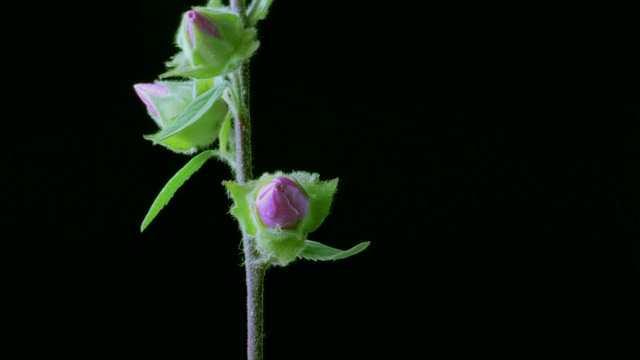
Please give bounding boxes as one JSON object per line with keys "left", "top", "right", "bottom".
{"left": 230, "top": 1, "right": 267, "bottom": 359}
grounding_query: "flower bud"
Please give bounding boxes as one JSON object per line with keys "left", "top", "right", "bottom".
{"left": 224, "top": 171, "right": 338, "bottom": 266}
{"left": 186, "top": 10, "right": 221, "bottom": 45}
{"left": 162, "top": 7, "right": 260, "bottom": 79}
{"left": 256, "top": 177, "right": 309, "bottom": 229}
{"left": 133, "top": 83, "right": 171, "bottom": 117}
{"left": 133, "top": 79, "right": 228, "bottom": 154}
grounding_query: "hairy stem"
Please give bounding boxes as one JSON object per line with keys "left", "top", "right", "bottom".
{"left": 243, "top": 235, "right": 266, "bottom": 360}
{"left": 231, "top": 66, "right": 253, "bottom": 184}
{"left": 234, "top": 62, "right": 267, "bottom": 360}
{"left": 230, "top": 1, "right": 267, "bottom": 359}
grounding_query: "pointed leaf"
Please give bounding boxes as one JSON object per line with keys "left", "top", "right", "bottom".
{"left": 297, "top": 240, "right": 370, "bottom": 261}
{"left": 153, "top": 81, "right": 227, "bottom": 142}
{"left": 141, "top": 150, "right": 217, "bottom": 232}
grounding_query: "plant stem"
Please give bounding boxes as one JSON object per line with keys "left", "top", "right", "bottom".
{"left": 243, "top": 235, "right": 266, "bottom": 360}
{"left": 230, "top": 0, "right": 250, "bottom": 184}
{"left": 232, "top": 66, "right": 253, "bottom": 185}
{"left": 230, "top": 1, "right": 267, "bottom": 359}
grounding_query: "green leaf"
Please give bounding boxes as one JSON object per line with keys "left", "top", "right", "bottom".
{"left": 297, "top": 240, "right": 370, "bottom": 261}
{"left": 153, "top": 81, "right": 227, "bottom": 143}
{"left": 140, "top": 150, "right": 217, "bottom": 232}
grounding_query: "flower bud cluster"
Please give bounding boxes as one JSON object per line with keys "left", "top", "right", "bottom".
{"left": 133, "top": 2, "right": 260, "bottom": 154}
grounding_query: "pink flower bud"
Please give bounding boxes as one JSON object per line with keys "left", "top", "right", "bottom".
{"left": 133, "top": 83, "right": 170, "bottom": 117}
{"left": 256, "top": 177, "right": 309, "bottom": 229}
{"left": 186, "top": 10, "right": 221, "bottom": 47}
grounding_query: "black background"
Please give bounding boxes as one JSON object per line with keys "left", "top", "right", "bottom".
{"left": 3, "top": 1, "right": 638, "bottom": 358}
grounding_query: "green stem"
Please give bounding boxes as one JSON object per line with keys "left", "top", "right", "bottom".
{"left": 230, "top": 1, "right": 267, "bottom": 359}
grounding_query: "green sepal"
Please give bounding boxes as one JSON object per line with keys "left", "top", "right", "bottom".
{"left": 289, "top": 172, "right": 339, "bottom": 234}
{"left": 247, "top": 0, "right": 275, "bottom": 26}
{"left": 223, "top": 180, "right": 259, "bottom": 236}
{"left": 141, "top": 150, "right": 217, "bottom": 232}
{"left": 297, "top": 240, "right": 370, "bottom": 261}
{"left": 257, "top": 231, "right": 306, "bottom": 266}
{"left": 141, "top": 80, "right": 193, "bottom": 130}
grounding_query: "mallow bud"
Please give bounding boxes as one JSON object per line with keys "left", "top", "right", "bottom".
{"left": 133, "top": 83, "right": 171, "bottom": 117}
{"left": 186, "top": 10, "right": 221, "bottom": 45}
{"left": 162, "top": 6, "right": 260, "bottom": 79}
{"left": 133, "top": 79, "right": 228, "bottom": 154}
{"left": 256, "top": 177, "right": 309, "bottom": 229}
{"left": 224, "top": 171, "right": 339, "bottom": 265}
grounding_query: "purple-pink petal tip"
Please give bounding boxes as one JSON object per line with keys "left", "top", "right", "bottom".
{"left": 133, "top": 83, "right": 170, "bottom": 117}
{"left": 186, "top": 10, "right": 221, "bottom": 46}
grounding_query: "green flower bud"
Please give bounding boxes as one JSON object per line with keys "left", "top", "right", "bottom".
{"left": 134, "top": 79, "right": 228, "bottom": 154}
{"left": 162, "top": 7, "right": 260, "bottom": 79}
{"left": 224, "top": 172, "right": 339, "bottom": 266}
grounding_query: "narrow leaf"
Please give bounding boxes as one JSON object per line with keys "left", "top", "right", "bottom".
{"left": 141, "top": 150, "right": 217, "bottom": 232}
{"left": 154, "top": 81, "right": 227, "bottom": 142}
{"left": 297, "top": 240, "right": 370, "bottom": 261}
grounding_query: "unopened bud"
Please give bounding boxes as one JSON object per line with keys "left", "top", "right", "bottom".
{"left": 162, "top": 7, "right": 260, "bottom": 79}
{"left": 133, "top": 80, "right": 227, "bottom": 154}
{"left": 256, "top": 177, "right": 309, "bottom": 229}
{"left": 186, "top": 10, "right": 221, "bottom": 46}
{"left": 224, "top": 172, "right": 339, "bottom": 265}
{"left": 133, "top": 83, "right": 171, "bottom": 117}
